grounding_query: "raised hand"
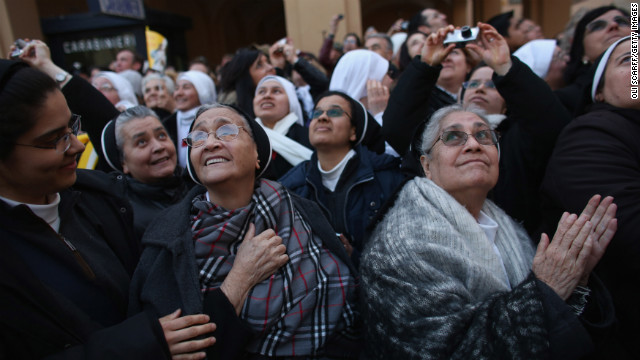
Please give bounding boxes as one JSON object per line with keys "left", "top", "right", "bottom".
{"left": 366, "top": 79, "right": 389, "bottom": 115}
{"left": 465, "top": 22, "right": 512, "bottom": 75}
{"left": 421, "top": 25, "right": 456, "bottom": 66}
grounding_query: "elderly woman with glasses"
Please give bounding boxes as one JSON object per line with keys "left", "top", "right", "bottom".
{"left": 542, "top": 36, "right": 639, "bottom": 357}
{"left": 0, "top": 59, "right": 217, "bottom": 358}
{"left": 142, "top": 73, "right": 176, "bottom": 119}
{"left": 129, "top": 104, "right": 361, "bottom": 359}
{"left": 280, "top": 91, "right": 405, "bottom": 266}
{"left": 383, "top": 22, "right": 572, "bottom": 235}
{"left": 361, "top": 104, "right": 617, "bottom": 359}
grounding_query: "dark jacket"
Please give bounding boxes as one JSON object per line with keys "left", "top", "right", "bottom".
{"left": 541, "top": 103, "right": 640, "bottom": 358}
{"left": 103, "top": 169, "right": 193, "bottom": 238}
{"left": 279, "top": 145, "right": 405, "bottom": 265}
{"left": 62, "top": 76, "right": 120, "bottom": 172}
{"left": 382, "top": 56, "right": 571, "bottom": 235}
{"left": 129, "top": 185, "right": 358, "bottom": 359}
{"left": 0, "top": 170, "right": 169, "bottom": 359}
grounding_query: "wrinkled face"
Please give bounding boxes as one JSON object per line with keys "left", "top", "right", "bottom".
{"left": 596, "top": 40, "right": 638, "bottom": 110}
{"left": 120, "top": 116, "right": 177, "bottom": 183}
{"left": 309, "top": 95, "right": 356, "bottom": 152}
{"left": 421, "top": 112, "right": 499, "bottom": 199}
{"left": 115, "top": 50, "right": 135, "bottom": 72}
{"left": 143, "top": 78, "right": 174, "bottom": 110}
{"left": 189, "top": 108, "right": 259, "bottom": 189}
{"left": 343, "top": 35, "right": 359, "bottom": 52}
{"left": 583, "top": 10, "right": 631, "bottom": 62}
{"left": 422, "top": 9, "right": 448, "bottom": 32}
{"left": 249, "top": 54, "right": 276, "bottom": 86}
{"left": 174, "top": 79, "right": 201, "bottom": 111}
{"left": 365, "top": 37, "right": 392, "bottom": 61}
{"left": 92, "top": 76, "right": 120, "bottom": 105}
{"left": 439, "top": 48, "right": 470, "bottom": 85}
{"left": 407, "top": 32, "right": 427, "bottom": 58}
{"left": 253, "top": 80, "right": 290, "bottom": 125}
{"left": 0, "top": 90, "right": 85, "bottom": 204}
{"left": 462, "top": 67, "right": 507, "bottom": 115}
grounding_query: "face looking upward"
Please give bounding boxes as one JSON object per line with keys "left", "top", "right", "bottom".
{"left": 462, "top": 67, "right": 507, "bottom": 115}
{"left": 595, "top": 40, "right": 637, "bottom": 110}
{"left": 189, "top": 107, "right": 259, "bottom": 190}
{"left": 249, "top": 54, "right": 276, "bottom": 87}
{"left": 583, "top": 10, "right": 631, "bottom": 63}
{"left": 407, "top": 32, "right": 427, "bottom": 59}
{"left": 309, "top": 95, "right": 356, "bottom": 152}
{"left": 420, "top": 111, "right": 499, "bottom": 202}
{"left": 0, "top": 90, "right": 85, "bottom": 204}
{"left": 120, "top": 116, "right": 177, "bottom": 183}
{"left": 253, "top": 80, "right": 290, "bottom": 127}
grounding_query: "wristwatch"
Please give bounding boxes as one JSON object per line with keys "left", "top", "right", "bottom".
{"left": 55, "top": 71, "right": 69, "bottom": 84}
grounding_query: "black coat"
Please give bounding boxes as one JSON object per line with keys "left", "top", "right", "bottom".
{"left": 382, "top": 56, "right": 571, "bottom": 235}
{"left": 541, "top": 103, "right": 640, "bottom": 358}
{"left": 0, "top": 170, "right": 168, "bottom": 359}
{"left": 261, "top": 122, "right": 313, "bottom": 180}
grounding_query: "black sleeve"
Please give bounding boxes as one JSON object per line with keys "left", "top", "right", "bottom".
{"left": 293, "top": 57, "right": 329, "bottom": 99}
{"left": 61, "top": 76, "right": 120, "bottom": 171}
{"left": 493, "top": 56, "right": 571, "bottom": 145}
{"left": 382, "top": 57, "right": 441, "bottom": 155}
{"left": 202, "top": 289, "right": 254, "bottom": 360}
{"left": 45, "top": 312, "right": 170, "bottom": 360}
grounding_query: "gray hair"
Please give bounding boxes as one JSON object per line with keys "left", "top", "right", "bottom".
{"left": 365, "top": 33, "right": 393, "bottom": 51}
{"left": 420, "top": 104, "right": 492, "bottom": 158}
{"left": 114, "top": 105, "right": 160, "bottom": 154}
{"left": 141, "top": 73, "right": 175, "bottom": 94}
{"left": 195, "top": 103, "right": 253, "bottom": 138}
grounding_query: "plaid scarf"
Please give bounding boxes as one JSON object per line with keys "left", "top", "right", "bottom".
{"left": 191, "top": 179, "right": 357, "bottom": 357}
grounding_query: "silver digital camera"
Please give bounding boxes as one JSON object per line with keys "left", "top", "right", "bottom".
{"left": 443, "top": 26, "right": 479, "bottom": 47}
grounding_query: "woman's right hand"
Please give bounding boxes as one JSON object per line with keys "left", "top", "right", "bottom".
{"left": 421, "top": 25, "right": 455, "bottom": 67}
{"left": 532, "top": 195, "right": 617, "bottom": 300}
{"left": 220, "top": 223, "right": 288, "bottom": 314}
{"left": 159, "top": 309, "right": 216, "bottom": 359}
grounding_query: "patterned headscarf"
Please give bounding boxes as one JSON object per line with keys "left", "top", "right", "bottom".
{"left": 191, "top": 179, "right": 357, "bottom": 356}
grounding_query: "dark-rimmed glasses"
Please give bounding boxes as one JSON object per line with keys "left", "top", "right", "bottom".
{"left": 183, "top": 123, "right": 245, "bottom": 148}
{"left": 586, "top": 16, "right": 630, "bottom": 34}
{"left": 14, "top": 114, "right": 82, "bottom": 154}
{"left": 429, "top": 129, "right": 499, "bottom": 152}
{"left": 311, "top": 107, "right": 351, "bottom": 120}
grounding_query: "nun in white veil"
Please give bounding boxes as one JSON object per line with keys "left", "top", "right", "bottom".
{"left": 253, "top": 75, "right": 313, "bottom": 179}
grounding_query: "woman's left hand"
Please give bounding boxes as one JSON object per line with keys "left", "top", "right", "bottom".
{"left": 465, "top": 22, "right": 512, "bottom": 76}
{"left": 366, "top": 79, "right": 389, "bottom": 115}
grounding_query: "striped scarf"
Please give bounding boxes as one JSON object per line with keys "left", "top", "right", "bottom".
{"left": 191, "top": 179, "right": 357, "bottom": 357}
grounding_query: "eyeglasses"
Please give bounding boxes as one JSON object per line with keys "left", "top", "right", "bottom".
{"left": 14, "top": 114, "right": 82, "bottom": 154}
{"left": 183, "top": 123, "right": 245, "bottom": 148}
{"left": 95, "top": 84, "right": 116, "bottom": 92}
{"left": 429, "top": 129, "right": 499, "bottom": 152}
{"left": 311, "top": 107, "right": 352, "bottom": 119}
{"left": 586, "top": 16, "right": 630, "bottom": 33}
{"left": 462, "top": 80, "right": 496, "bottom": 89}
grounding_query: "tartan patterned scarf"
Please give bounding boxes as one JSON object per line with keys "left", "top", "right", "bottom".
{"left": 191, "top": 179, "right": 357, "bottom": 357}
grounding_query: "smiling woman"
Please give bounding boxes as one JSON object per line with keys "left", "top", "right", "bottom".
{"left": 130, "top": 103, "right": 363, "bottom": 359}
{"left": 0, "top": 60, "right": 215, "bottom": 358}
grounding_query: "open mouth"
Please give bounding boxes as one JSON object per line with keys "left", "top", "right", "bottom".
{"left": 205, "top": 157, "right": 229, "bottom": 166}
{"left": 151, "top": 156, "right": 170, "bottom": 165}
